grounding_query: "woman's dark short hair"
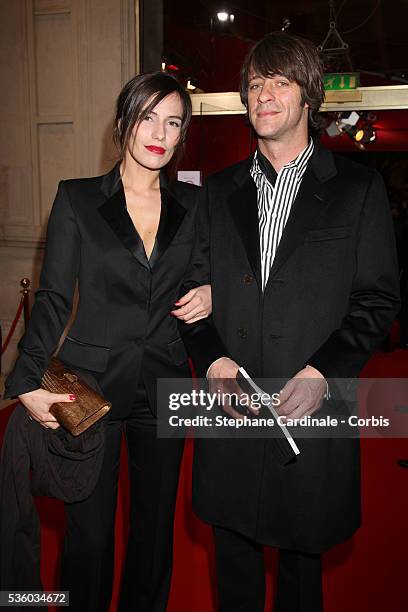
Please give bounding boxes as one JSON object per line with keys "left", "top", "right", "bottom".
{"left": 240, "top": 32, "right": 325, "bottom": 134}
{"left": 113, "top": 71, "right": 192, "bottom": 168}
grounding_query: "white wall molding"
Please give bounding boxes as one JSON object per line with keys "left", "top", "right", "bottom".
{"left": 191, "top": 85, "right": 408, "bottom": 115}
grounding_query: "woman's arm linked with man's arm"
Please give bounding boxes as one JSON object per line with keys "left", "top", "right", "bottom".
{"left": 172, "top": 181, "right": 227, "bottom": 376}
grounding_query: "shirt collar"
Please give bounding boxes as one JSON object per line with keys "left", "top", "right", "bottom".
{"left": 251, "top": 138, "right": 314, "bottom": 183}
{"left": 256, "top": 147, "right": 278, "bottom": 186}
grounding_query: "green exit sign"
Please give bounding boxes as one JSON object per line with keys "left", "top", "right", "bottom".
{"left": 324, "top": 73, "right": 360, "bottom": 90}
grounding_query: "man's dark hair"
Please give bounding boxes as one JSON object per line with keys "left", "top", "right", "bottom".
{"left": 240, "top": 31, "right": 325, "bottom": 134}
{"left": 113, "top": 71, "right": 192, "bottom": 170}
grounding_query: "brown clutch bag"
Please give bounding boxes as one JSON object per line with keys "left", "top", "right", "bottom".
{"left": 41, "top": 357, "right": 111, "bottom": 436}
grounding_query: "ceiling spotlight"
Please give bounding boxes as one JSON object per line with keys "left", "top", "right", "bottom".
{"left": 217, "top": 11, "right": 234, "bottom": 22}
{"left": 161, "top": 61, "right": 179, "bottom": 71}
{"left": 281, "top": 17, "right": 291, "bottom": 31}
{"left": 325, "top": 112, "right": 376, "bottom": 147}
{"left": 354, "top": 126, "right": 376, "bottom": 144}
{"left": 366, "top": 127, "right": 376, "bottom": 143}
{"left": 354, "top": 129, "right": 364, "bottom": 142}
{"left": 332, "top": 111, "right": 361, "bottom": 134}
{"left": 325, "top": 120, "right": 342, "bottom": 137}
{"left": 336, "top": 121, "right": 358, "bottom": 138}
{"left": 340, "top": 111, "right": 360, "bottom": 127}
{"left": 217, "top": 11, "right": 228, "bottom": 21}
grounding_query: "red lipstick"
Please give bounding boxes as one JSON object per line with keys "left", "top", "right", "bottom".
{"left": 145, "top": 145, "right": 166, "bottom": 155}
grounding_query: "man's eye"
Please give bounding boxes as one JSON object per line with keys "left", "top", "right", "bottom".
{"left": 277, "top": 81, "right": 289, "bottom": 87}
{"left": 249, "top": 83, "right": 261, "bottom": 90}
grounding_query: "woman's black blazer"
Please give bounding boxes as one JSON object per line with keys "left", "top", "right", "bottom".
{"left": 5, "top": 164, "right": 203, "bottom": 413}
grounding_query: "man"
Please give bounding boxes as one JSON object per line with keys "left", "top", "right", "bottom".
{"left": 176, "top": 32, "right": 399, "bottom": 611}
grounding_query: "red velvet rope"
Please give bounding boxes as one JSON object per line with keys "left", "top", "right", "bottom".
{"left": 1, "top": 299, "right": 24, "bottom": 355}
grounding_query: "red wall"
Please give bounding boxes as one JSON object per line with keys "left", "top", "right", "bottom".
{"left": 180, "top": 115, "right": 253, "bottom": 177}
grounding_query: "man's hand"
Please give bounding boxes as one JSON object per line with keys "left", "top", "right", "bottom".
{"left": 207, "top": 356, "right": 239, "bottom": 379}
{"left": 18, "top": 388, "right": 76, "bottom": 429}
{"left": 171, "top": 284, "right": 212, "bottom": 324}
{"left": 207, "top": 357, "right": 260, "bottom": 419}
{"left": 277, "top": 365, "right": 327, "bottom": 421}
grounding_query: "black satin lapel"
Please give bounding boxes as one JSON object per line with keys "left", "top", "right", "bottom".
{"left": 98, "top": 187, "right": 150, "bottom": 270}
{"left": 151, "top": 188, "right": 186, "bottom": 268}
{"left": 228, "top": 177, "right": 261, "bottom": 285}
{"left": 100, "top": 163, "right": 121, "bottom": 198}
{"left": 268, "top": 169, "right": 326, "bottom": 281}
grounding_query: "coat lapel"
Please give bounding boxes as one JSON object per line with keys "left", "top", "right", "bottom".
{"left": 98, "top": 164, "right": 149, "bottom": 269}
{"left": 267, "top": 144, "right": 337, "bottom": 282}
{"left": 228, "top": 159, "right": 262, "bottom": 287}
{"left": 150, "top": 183, "right": 186, "bottom": 268}
{"left": 98, "top": 185, "right": 150, "bottom": 269}
{"left": 98, "top": 165, "right": 187, "bottom": 271}
{"left": 227, "top": 144, "right": 338, "bottom": 289}
{"left": 267, "top": 170, "right": 325, "bottom": 281}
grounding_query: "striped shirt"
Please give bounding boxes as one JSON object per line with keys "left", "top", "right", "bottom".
{"left": 250, "top": 139, "right": 314, "bottom": 290}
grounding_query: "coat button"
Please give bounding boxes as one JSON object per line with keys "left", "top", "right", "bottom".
{"left": 238, "top": 327, "right": 248, "bottom": 339}
{"left": 243, "top": 274, "right": 254, "bottom": 284}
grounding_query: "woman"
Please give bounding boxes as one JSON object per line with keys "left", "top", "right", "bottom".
{"left": 4, "top": 72, "right": 211, "bottom": 611}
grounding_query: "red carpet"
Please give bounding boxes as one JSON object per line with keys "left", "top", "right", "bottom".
{"left": 1, "top": 347, "right": 407, "bottom": 611}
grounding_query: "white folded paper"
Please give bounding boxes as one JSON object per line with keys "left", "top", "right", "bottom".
{"left": 238, "top": 367, "right": 300, "bottom": 456}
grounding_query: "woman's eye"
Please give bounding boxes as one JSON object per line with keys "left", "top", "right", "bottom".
{"left": 169, "top": 121, "right": 181, "bottom": 128}
{"left": 144, "top": 115, "right": 153, "bottom": 121}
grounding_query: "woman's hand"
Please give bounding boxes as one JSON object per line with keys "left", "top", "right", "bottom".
{"left": 18, "top": 388, "right": 76, "bottom": 429}
{"left": 171, "top": 284, "right": 212, "bottom": 324}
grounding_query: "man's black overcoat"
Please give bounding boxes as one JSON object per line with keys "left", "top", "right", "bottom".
{"left": 182, "top": 144, "right": 400, "bottom": 552}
